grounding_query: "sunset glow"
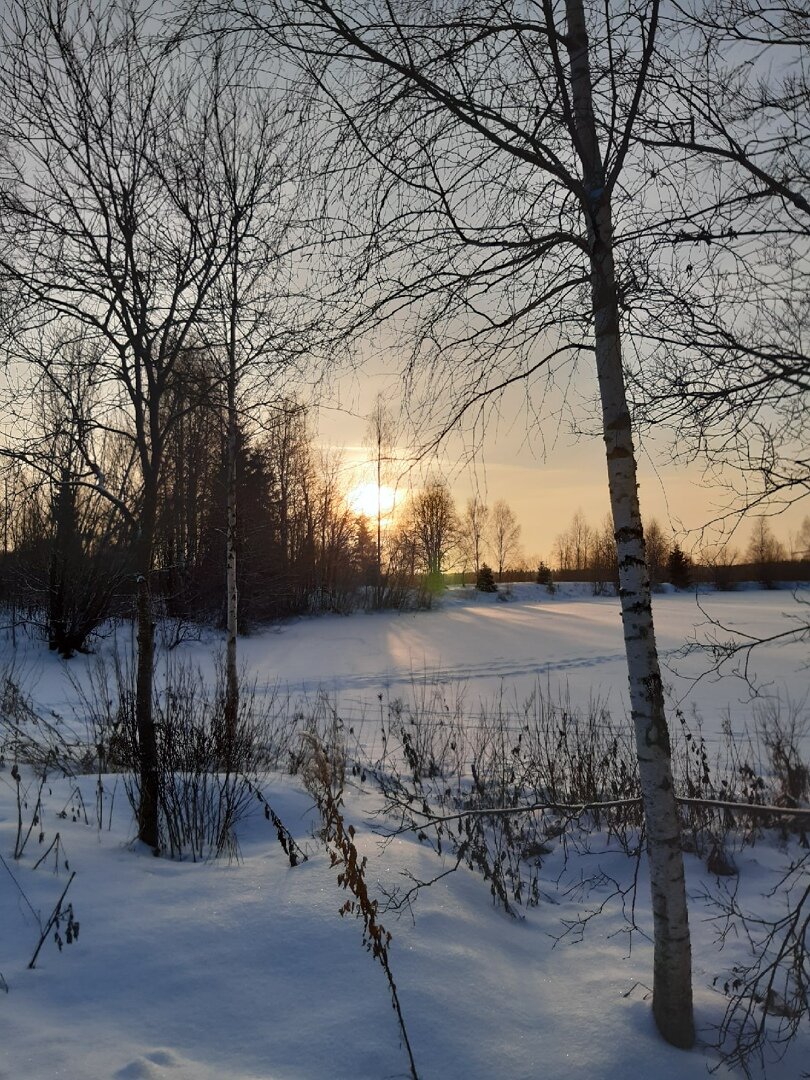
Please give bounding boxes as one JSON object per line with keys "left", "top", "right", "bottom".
{"left": 347, "top": 482, "right": 397, "bottom": 522}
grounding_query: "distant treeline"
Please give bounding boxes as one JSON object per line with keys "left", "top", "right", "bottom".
{"left": 0, "top": 391, "right": 530, "bottom": 654}
{"left": 459, "top": 510, "right": 810, "bottom": 591}
{"left": 447, "top": 561, "right": 810, "bottom": 589}
{"left": 450, "top": 509, "right": 810, "bottom": 592}
{"left": 1, "top": 413, "right": 806, "bottom": 658}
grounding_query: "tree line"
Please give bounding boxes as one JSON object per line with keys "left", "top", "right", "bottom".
{"left": 550, "top": 510, "right": 810, "bottom": 590}
{"left": 0, "top": 385, "right": 534, "bottom": 653}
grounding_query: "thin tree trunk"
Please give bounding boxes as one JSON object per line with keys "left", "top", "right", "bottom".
{"left": 224, "top": 382, "right": 238, "bottom": 756}
{"left": 135, "top": 481, "right": 159, "bottom": 849}
{"left": 376, "top": 444, "right": 382, "bottom": 606}
{"left": 565, "top": 0, "right": 694, "bottom": 1049}
{"left": 224, "top": 257, "right": 240, "bottom": 761}
{"left": 48, "top": 469, "right": 70, "bottom": 653}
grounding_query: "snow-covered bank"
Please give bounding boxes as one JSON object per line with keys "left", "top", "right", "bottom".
{"left": 2, "top": 589, "right": 808, "bottom": 1079}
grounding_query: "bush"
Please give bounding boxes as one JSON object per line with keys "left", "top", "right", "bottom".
{"left": 74, "top": 648, "right": 295, "bottom": 859}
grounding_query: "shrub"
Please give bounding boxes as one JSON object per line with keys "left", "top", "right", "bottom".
{"left": 75, "top": 648, "right": 294, "bottom": 859}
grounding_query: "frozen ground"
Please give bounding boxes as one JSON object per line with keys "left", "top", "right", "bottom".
{"left": 1, "top": 585, "right": 808, "bottom": 1079}
{"left": 211, "top": 583, "right": 808, "bottom": 759}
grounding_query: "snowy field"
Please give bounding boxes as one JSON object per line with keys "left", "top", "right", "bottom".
{"left": 1, "top": 585, "right": 808, "bottom": 1080}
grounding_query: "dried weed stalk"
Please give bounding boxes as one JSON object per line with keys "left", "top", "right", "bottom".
{"left": 302, "top": 733, "right": 418, "bottom": 1080}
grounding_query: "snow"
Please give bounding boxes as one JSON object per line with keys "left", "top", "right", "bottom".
{"left": 1, "top": 586, "right": 808, "bottom": 1079}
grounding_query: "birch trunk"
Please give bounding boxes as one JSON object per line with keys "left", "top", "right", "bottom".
{"left": 565, "top": 0, "right": 694, "bottom": 1048}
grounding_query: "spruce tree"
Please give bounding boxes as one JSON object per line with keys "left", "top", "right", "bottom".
{"left": 476, "top": 563, "right": 497, "bottom": 592}
{"left": 667, "top": 546, "right": 691, "bottom": 590}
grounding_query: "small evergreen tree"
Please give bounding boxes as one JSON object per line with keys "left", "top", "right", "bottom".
{"left": 354, "top": 515, "right": 378, "bottom": 587}
{"left": 536, "top": 561, "right": 555, "bottom": 594}
{"left": 476, "top": 562, "right": 497, "bottom": 592}
{"left": 667, "top": 546, "right": 691, "bottom": 590}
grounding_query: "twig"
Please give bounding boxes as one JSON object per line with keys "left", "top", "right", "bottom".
{"left": 245, "top": 779, "right": 308, "bottom": 867}
{"left": 676, "top": 797, "right": 810, "bottom": 821}
{"left": 0, "top": 850, "right": 41, "bottom": 926}
{"left": 28, "top": 871, "right": 76, "bottom": 969}
{"left": 383, "top": 794, "right": 810, "bottom": 832}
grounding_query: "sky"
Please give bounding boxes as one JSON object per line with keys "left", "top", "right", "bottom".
{"left": 314, "top": 358, "right": 807, "bottom": 565}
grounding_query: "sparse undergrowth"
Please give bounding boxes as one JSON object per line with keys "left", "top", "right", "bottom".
{"left": 0, "top": 663, "right": 81, "bottom": 977}
{"left": 2, "top": 654, "right": 807, "bottom": 1077}
{"left": 347, "top": 681, "right": 809, "bottom": 1075}
{"left": 69, "top": 648, "right": 300, "bottom": 859}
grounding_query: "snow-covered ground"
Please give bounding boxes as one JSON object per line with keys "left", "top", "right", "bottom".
{"left": 1, "top": 586, "right": 808, "bottom": 1079}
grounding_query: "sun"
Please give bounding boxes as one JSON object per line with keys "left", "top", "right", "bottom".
{"left": 347, "top": 482, "right": 397, "bottom": 522}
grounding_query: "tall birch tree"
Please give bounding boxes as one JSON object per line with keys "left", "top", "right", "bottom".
{"left": 247, "top": 0, "right": 694, "bottom": 1046}
{"left": 490, "top": 499, "right": 522, "bottom": 581}
{"left": 202, "top": 61, "right": 306, "bottom": 756}
{"left": 460, "top": 496, "right": 489, "bottom": 576}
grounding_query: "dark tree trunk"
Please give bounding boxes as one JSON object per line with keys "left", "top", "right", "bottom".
{"left": 135, "top": 480, "right": 159, "bottom": 850}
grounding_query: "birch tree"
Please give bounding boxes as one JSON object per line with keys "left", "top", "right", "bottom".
{"left": 409, "top": 479, "right": 459, "bottom": 577}
{"left": 247, "top": 0, "right": 695, "bottom": 1046}
{"left": 202, "top": 62, "right": 305, "bottom": 756}
{"left": 460, "top": 496, "right": 489, "bottom": 576}
{"left": 490, "top": 500, "right": 522, "bottom": 581}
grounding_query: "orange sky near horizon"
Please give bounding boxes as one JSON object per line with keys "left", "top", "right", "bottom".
{"left": 315, "top": 366, "right": 808, "bottom": 564}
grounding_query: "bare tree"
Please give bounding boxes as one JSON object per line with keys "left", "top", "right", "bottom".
{"left": 201, "top": 60, "right": 307, "bottom": 755}
{"left": 251, "top": 0, "right": 694, "bottom": 1045}
{"left": 409, "top": 479, "right": 459, "bottom": 578}
{"left": 746, "top": 517, "right": 787, "bottom": 588}
{"left": 314, "top": 447, "right": 351, "bottom": 601}
{"left": 793, "top": 516, "right": 810, "bottom": 561}
{"left": 489, "top": 500, "right": 522, "bottom": 582}
{"left": 747, "top": 519, "right": 786, "bottom": 566}
{"left": 0, "top": 0, "right": 245, "bottom": 848}
{"left": 632, "top": 0, "right": 810, "bottom": 518}
{"left": 645, "top": 519, "right": 669, "bottom": 589}
{"left": 0, "top": 333, "right": 137, "bottom": 651}
{"left": 363, "top": 393, "right": 399, "bottom": 605}
{"left": 554, "top": 509, "right": 594, "bottom": 573}
{"left": 590, "top": 514, "right": 619, "bottom": 595}
{"left": 697, "top": 540, "right": 738, "bottom": 592}
{"left": 571, "top": 510, "right": 594, "bottom": 574}
{"left": 459, "top": 496, "right": 489, "bottom": 577}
